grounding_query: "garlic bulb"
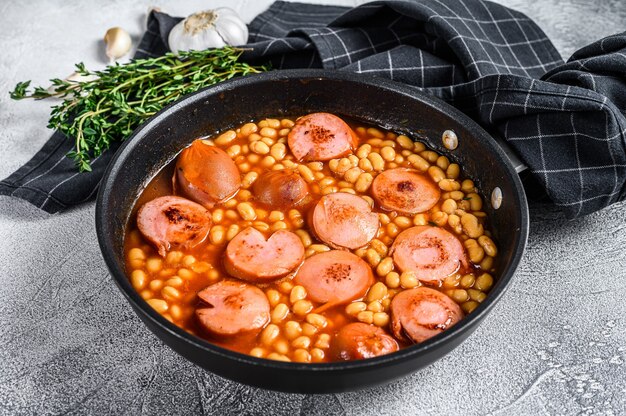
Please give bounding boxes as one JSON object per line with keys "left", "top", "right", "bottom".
{"left": 104, "top": 27, "right": 132, "bottom": 63}
{"left": 168, "top": 8, "right": 248, "bottom": 54}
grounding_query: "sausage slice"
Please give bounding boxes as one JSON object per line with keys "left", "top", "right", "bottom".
{"left": 371, "top": 168, "right": 440, "bottom": 214}
{"left": 136, "top": 196, "right": 212, "bottom": 257}
{"left": 175, "top": 140, "right": 241, "bottom": 208}
{"left": 224, "top": 227, "right": 305, "bottom": 282}
{"left": 390, "top": 226, "right": 467, "bottom": 284}
{"left": 196, "top": 280, "right": 270, "bottom": 337}
{"left": 294, "top": 250, "right": 374, "bottom": 305}
{"left": 287, "top": 113, "right": 359, "bottom": 161}
{"left": 311, "top": 193, "right": 379, "bottom": 250}
{"left": 252, "top": 170, "right": 309, "bottom": 210}
{"left": 390, "top": 287, "right": 464, "bottom": 343}
{"left": 331, "top": 323, "right": 399, "bottom": 360}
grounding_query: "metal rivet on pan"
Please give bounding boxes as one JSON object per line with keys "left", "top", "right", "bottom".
{"left": 442, "top": 130, "right": 458, "bottom": 150}
{"left": 491, "top": 187, "right": 502, "bottom": 209}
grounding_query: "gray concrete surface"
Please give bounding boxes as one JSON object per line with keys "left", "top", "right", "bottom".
{"left": 1, "top": 0, "right": 625, "bottom": 415}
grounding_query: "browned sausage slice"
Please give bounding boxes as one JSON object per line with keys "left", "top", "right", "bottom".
{"left": 371, "top": 168, "right": 440, "bottom": 214}
{"left": 311, "top": 193, "right": 379, "bottom": 250}
{"left": 390, "top": 287, "right": 464, "bottom": 343}
{"left": 196, "top": 280, "right": 270, "bottom": 337}
{"left": 287, "top": 113, "right": 359, "bottom": 161}
{"left": 224, "top": 227, "right": 305, "bottom": 282}
{"left": 294, "top": 250, "right": 374, "bottom": 305}
{"left": 391, "top": 226, "right": 467, "bottom": 284}
{"left": 137, "top": 196, "right": 212, "bottom": 257}
{"left": 175, "top": 140, "right": 241, "bottom": 208}
{"left": 252, "top": 170, "right": 309, "bottom": 210}
{"left": 331, "top": 323, "right": 399, "bottom": 360}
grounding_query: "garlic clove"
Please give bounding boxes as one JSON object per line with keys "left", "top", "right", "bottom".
{"left": 67, "top": 72, "right": 99, "bottom": 83}
{"left": 104, "top": 27, "right": 132, "bottom": 64}
{"left": 196, "top": 27, "right": 226, "bottom": 50}
{"left": 167, "top": 23, "right": 186, "bottom": 53}
{"left": 46, "top": 72, "right": 99, "bottom": 94}
{"left": 215, "top": 12, "right": 248, "bottom": 46}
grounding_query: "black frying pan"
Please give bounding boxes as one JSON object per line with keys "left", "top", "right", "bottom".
{"left": 95, "top": 69, "right": 528, "bottom": 393}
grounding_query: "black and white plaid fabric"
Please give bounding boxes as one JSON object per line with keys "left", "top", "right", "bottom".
{"left": 2, "top": 0, "right": 625, "bottom": 218}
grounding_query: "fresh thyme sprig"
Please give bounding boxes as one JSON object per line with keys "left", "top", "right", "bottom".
{"left": 10, "top": 47, "right": 267, "bottom": 172}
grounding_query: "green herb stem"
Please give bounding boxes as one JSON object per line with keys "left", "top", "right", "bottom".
{"left": 10, "top": 47, "right": 267, "bottom": 171}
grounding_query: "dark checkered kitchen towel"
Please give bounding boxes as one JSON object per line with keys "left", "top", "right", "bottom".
{"left": 2, "top": 0, "right": 625, "bottom": 218}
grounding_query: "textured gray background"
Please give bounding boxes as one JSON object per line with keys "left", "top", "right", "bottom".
{"left": 1, "top": 0, "right": 625, "bottom": 415}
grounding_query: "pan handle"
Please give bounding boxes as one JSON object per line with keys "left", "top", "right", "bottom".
{"left": 493, "top": 136, "right": 527, "bottom": 173}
